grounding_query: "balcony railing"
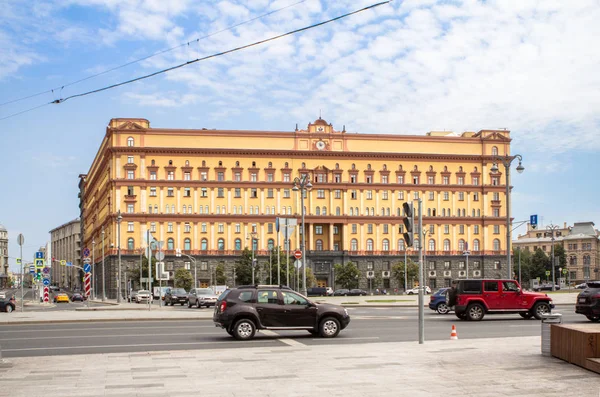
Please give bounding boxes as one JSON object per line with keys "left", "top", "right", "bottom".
{"left": 112, "top": 249, "right": 507, "bottom": 257}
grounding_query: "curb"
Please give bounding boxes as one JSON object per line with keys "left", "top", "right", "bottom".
{"left": 0, "top": 317, "right": 213, "bottom": 325}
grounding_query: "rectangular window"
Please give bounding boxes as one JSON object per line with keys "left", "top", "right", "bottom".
{"left": 250, "top": 173, "right": 257, "bottom": 182}
{"left": 459, "top": 225, "right": 465, "bottom": 234}
{"left": 383, "top": 224, "right": 389, "bottom": 234}
{"left": 492, "top": 177, "right": 499, "bottom": 186}
{"left": 399, "top": 225, "right": 404, "bottom": 233}
{"left": 267, "top": 223, "right": 273, "bottom": 233}
{"left": 443, "top": 192, "right": 449, "bottom": 201}
{"left": 444, "top": 225, "right": 450, "bottom": 234}
{"left": 413, "top": 192, "right": 419, "bottom": 200}
{"left": 217, "top": 172, "right": 224, "bottom": 181}
{"left": 167, "top": 223, "right": 173, "bottom": 232}
{"left": 127, "top": 186, "right": 134, "bottom": 196}
{"left": 457, "top": 176, "right": 464, "bottom": 185}
{"left": 352, "top": 224, "right": 357, "bottom": 234}
{"left": 333, "top": 226, "right": 339, "bottom": 235}
{"left": 382, "top": 190, "right": 388, "bottom": 200}
{"left": 366, "top": 190, "right": 373, "bottom": 200}
{"left": 493, "top": 192, "right": 500, "bottom": 201}
{"left": 367, "top": 224, "right": 373, "bottom": 234}
{"left": 167, "top": 188, "right": 174, "bottom": 197}
{"left": 167, "top": 171, "right": 174, "bottom": 180}
{"left": 150, "top": 222, "right": 156, "bottom": 232}
{"left": 127, "top": 222, "right": 134, "bottom": 232}
{"left": 283, "top": 189, "right": 290, "bottom": 198}
{"left": 234, "top": 172, "right": 241, "bottom": 182}
{"left": 317, "top": 189, "right": 325, "bottom": 199}
{"left": 217, "top": 188, "right": 224, "bottom": 198}
{"left": 201, "top": 223, "right": 207, "bottom": 233}
{"left": 382, "top": 175, "right": 388, "bottom": 184}
{"left": 428, "top": 261, "right": 436, "bottom": 270}
{"left": 127, "top": 156, "right": 134, "bottom": 164}
{"left": 494, "top": 225, "right": 500, "bottom": 234}
{"left": 493, "top": 209, "right": 500, "bottom": 217}
{"left": 443, "top": 176, "right": 449, "bottom": 185}
{"left": 184, "top": 261, "right": 190, "bottom": 270}
{"left": 458, "top": 192, "right": 465, "bottom": 201}
{"left": 218, "top": 224, "right": 224, "bottom": 233}
{"left": 150, "top": 171, "right": 157, "bottom": 180}
{"left": 127, "top": 170, "right": 134, "bottom": 179}
{"left": 367, "top": 261, "right": 374, "bottom": 270}
{"left": 200, "top": 171, "right": 208, "bottom": 181}
{"left": 334, "top": 174, "right": 341, "bottom": 183}
{"left": 444, "top": 261, "right": 450, "bottom": 269}
{"left": 494, "top": 261, "right": 501, "bottom": 270}
{"left": 428, "top": 192, "right": 434, "bottom": 200}
{"left": 334, "top": 190, "right": 341, "bottom": 199}
{"left": 201, "top": 188, "right": 208, "bottom": 198}
{"left": 473, "top": 176, "right": 479, "bottom": 185}
{"left": 413, "top": 176, "right": 419, "bottom": 184}
{"left": 267, "top": 173, "right": 274, "bottom": 182}
{"left": 350, "top": 175, "right": 357, "bottom": 183}
{"left": 184, "top": 188, "right": 191, "bottom": 197}
{"left": 184, "top": 172, "right": 191, "bottom": 181}
{"left": 473, "top": 192, "right": 479, "bottom": 201}
{"left": 473, "top": 261, "right": 480, "bottom": 269}
{"left": 250, "top": 188, "right": 258, "bottom": 198}
{"left": 184, "top": 223, "right": 191, "bottom": 233}
{"left": 127, "top": 204, "right": 134, "bottom": 213}
{"left": 383, "top": 261, "right": 390, "bottom": 271}
{"left": 234, "top": 188, "right": 241, "bottom": 198}
{"left": 428, "top": 176, "right": 434, "bottom": 184}
{"left": 458, "top": 261, "right": 465, "bottom": 269}
{"left": 397, "top": 175, "right": 404, "bottom": 184}
{"left": 398, "top": 191, "right": 404, "bottom": 200}
{"left": 200, "top": 261, "right": 208, "bottom": 271}
{"left": 235, "top": 224, "right": 241, "bottom": 233}
{"left": 429, "top": 224, "right": 435, "bottom": 234}
{"left": 351, "top": 190, "right": 357, "bottom": 199}
{"left": 315, "top": 226, "right": 323, "bottom": 235}
{"left": 283, "top": 173, "right": 290, "bottom": 182}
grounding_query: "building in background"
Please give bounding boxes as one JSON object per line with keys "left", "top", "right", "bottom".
{"left": 0, "top": 223, "right": 8, "bottom": 289}
{"left": 50, "top": 219, "right": 82, "bottom": 289}
{"left": 513, "top": 221, "right": 600, "bottom": 283}
{"left": 80, "top": 117, "right": 515, "bottom": 298}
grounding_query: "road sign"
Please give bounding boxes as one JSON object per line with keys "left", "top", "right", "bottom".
{"left": 60, "top": 260, "right": 66, "bottom": 266}
{"left": 43, "top": 273, "right": 50, "bottom": 279}
{"left": 43, "top": 286, "right": 49, "bottom": 303}
{"left": 29, "top": 265, "right": 35, "bottom": 274}
{"left": 545, "top": 270, "right": 551, "bottom": 276}
{"left": 562, "top": 269, "right": 568, "bottom": 275}
{"left": 42, "top": 278, "right": 50, "bottom": 286}
{"left": 83, "top": 263, "right": 91, "bottom": 273}
{"left": 17, "top": 234, "right": 25, "bottom": 246}
{"left": 155, "top": 251, "right": 165, "bottom": 261}
{"left": 294, "top": 250, "right": 302, "bottom": 259}
{"left": 275, "top": 217, "right": 280, "bottom": 233}
{"left": 35, "top": 251, "right": 43, "bottom": 259}
{"left": 530, "top": 215, "right": 538, "bottom": 229}
{"left": 34, "top": 258, "right": 44, "bottom": 268}
{"left": 84, "top": 273, "right": 91, "bottom": 297}
{"left": 16, "top": 258, "right": 21, "bottom": 265}
{"left": 42, "top": 267, "right": 50, "bottom": 274}
{"left": 294, "top": 260, "right": 302, "bottom": 269}
{"left": 83, "top": 248, "right": 90, "bottom": 257}
{"left": 66, "top": 261, "right": 72, "bottom": 267}
{"left": 83, "top": 257, "right": 91, "bottom": 264}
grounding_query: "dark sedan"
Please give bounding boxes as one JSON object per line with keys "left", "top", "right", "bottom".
{"left": 164, "top": 288, "right": 188, "bottom": 306}
{"left": 333, "top": 289, "right": 350, "bottom": 296}
{"left": 71, "top": 293, "right": 85, "bottom": 302}
{"left": 0, "top": 296, "right": 16, "bottom": 313}
{"left": 348, "top": 289, "right": 367, "bottom": 296}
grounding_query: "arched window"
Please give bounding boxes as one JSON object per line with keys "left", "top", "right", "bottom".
{"left": 148, "top": 205, "right": 153, "bottom": 214}
{"left": 285, "top": 162, "right": 289, "bottom": 168}
{"left": 151, "top": 159, "right": 155, "bottom": 165}
{"left": 127, "top": 238, "right": 134, "bottom": 250}
{"left": 570, "top": 256, "right": 577, "bottom": 265}
{"left": 415, "top": 238, "right": 420, "bottom": 250}
{"left": 336, "top": 207, "right": 340, "bottom": 216}
{"left": 366, "top": 239, "right": 374, "bottom": 251}
{"left": 493, "top": 239, "right": 501, "bottom": 251}
{"left": 381, "top": 208, "right": 385, "bottom": 216}
{"left": 442, "top": 208, "right": 446, "bottom": 216}
{"left": 217, "top": 238, "right": 225, "bottom": 250}
{"left": 184, "top": 238, "right": 191, "bottom": 250}
{"left": 288, "top": 206, "right": 291, "bottom": 214}
{"left": 268, "top": 161, "right": 272, "bottom": 168}
{"left": 266, "top": 207, "right": 270, "bottom": 215}
{"left": 281, "top": 206, "right": 286, "bottom": 215}
{"left": 165, "top": 204, "right": 170, "bottom": 214}
{"left": 232, "top": 206, "right": 237, "bottom": 215}
{"left": 188, "top": 205, "right": 192, "bottom": 213}
{"left": 271, "top": 205, "right": 275, "bottom": 214}
{"left": 398, "top": 239, "right": 405, "bottom": 251}
{"left": 301, "top": 162, "right": 306, "bottom": 168}
{"left": 255, "top": 205, "right": 259, "bottom": 214}
{"left": 429, "top": 239, "right": 435, "bottom": 251}
{"left": 268, "top": 239, "right": 274, "bottom": 250}
{"left": 365, "top": 207, "right": 369, "bottom": 216}
{"left": 171, "top": 204, "right": 175, "bottom": 213}
{"left": 222, "top": 205, "right": 226, "bottom": 213}
{"left": 351, "top": 239, "right": 358, "bottom": 251}
{"left": 443, "top": 239, "right": 450, "bottom": 251}
{"left": 127, "top": 137, "right": 134, "bottom": 147}
{"left": 249, "top": 206, "right": 253, "bottom": 215}
{"left": 382, "top": 239, "right": 390, "bottom": 251}
{"left": 168, "top": 160, "right": 173, "bottom": 165}
{"left": 473, "top": 239, "right": 480, "bottom": 251}
{"left": 185, "top": 160, "right": 190, "bottom": 166}
{"left": 315, "top": 206, "right": 320, "bottom": 215}
{"left": 201, "top": 238, "right": 208, "bottom": 251}
{"left": 235, "top": 238, "right": 242, "bottom": 250}
{"left": 492, "top": 146, "right": 498, "bottom": 156}
{"left": 335, "top": 163, "right": 339, "bottom": 169}
{"left": 316, "top": 239, "right": 323, "bottom": 251}
{"left": 322, "top": 206, "right": 327, "bottom": 215}
{"left": 355, "top": 207, "right": 359, "bottom": 215}
{"left": 350, "top": 208, "right": 354, "bottom": 216}
{"left": 167, "top": 238, "right": 174, "bottom": 250}
{"left": 199, "top": 206, "right": 204, "bottom": 214}
{"left": 458, "top": 239, "right": 465, "bottom": 251}
{"left": 427, "top": 208, "right": 431, "bottom": 217}
{"left": 239, "top": 205, "right": 242, "bottom": 214}
{"left": 217, "top": 206, "right": 221, "bottom": 215}
{"left": 386, "top": 208, "right": 390, "bottom": 216}
{"left": 371, "top": 207, "right": 375, "bottom": 216}
{"left": 202, "top": 160, "right": 206, "bottom": 166}
{"left": 583, "top": 255, "right": 591, "bottom": 265}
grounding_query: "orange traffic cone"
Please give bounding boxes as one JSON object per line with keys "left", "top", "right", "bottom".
{"left": 450, "top": 324, "right": 458, "bottom": 340}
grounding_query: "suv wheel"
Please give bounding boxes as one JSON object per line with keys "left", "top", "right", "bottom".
{"left": 519, "top": 312, "right": 533, "bottom": 319}
{"left": 586, "top": 315, "right": 600, "bottom": 322}
{"left": 532, "top": 302, "right": 551, "bottom": 320}
{"left": 232, "top": 319, "right": 256, "bottom": 340}
{"left": 319, "top": 317, "right": 341, "bottom": 338}
{"left": 436, "top": 302, "right": 450, "bottom": 314}
{"left": 467, "top": 303, "right": 485, "bottom": 321}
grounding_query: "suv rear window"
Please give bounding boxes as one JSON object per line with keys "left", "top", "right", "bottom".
{"left": 460, "top": 280, "right": 482, "bottom": 294}
{"left": 217, "top": 289, "right": 231, "bottom": 301}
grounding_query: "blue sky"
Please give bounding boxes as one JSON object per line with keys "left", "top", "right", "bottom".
{"left": 1, "top": 0, "right": 600, "bottom": 272}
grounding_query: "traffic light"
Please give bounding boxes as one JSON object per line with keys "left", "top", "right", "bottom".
{"left": 403, "top": 202, "right": 414, "bottom": 247}
{"left": 252, "top": 259, "right": 258, "bottom": 268}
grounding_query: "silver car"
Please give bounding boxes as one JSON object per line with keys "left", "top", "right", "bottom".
{"left": 134, "top": 290, "right": 152, "bottom": 303}
{"left": 188, "top": 288, "right": 218, "bottom": 308}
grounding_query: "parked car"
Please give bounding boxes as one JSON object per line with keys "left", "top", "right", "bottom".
{"left": 188, "top": 288, "right": 218, "bottom": 308}
{"left": 406, "top": 286, "right": 432, "bottom": 295}
{"left": 164, "top": 288, "right": 188, "bottom": 306}
{"left": 128, "top": 290, "right": 139, "bottom": 303}
{"left": 429, "top": 288, "right": 451, "bottom": 314}
{"left": 307, "top": 287, "right": 328, "bottom": 297}
{"left": 0, "top": 292, "right": 6, "bottom": 300}
{"left": 333, "top": 289, "right": 350, "bottom": 296}
{"left": 453, "top": 279, "right": 554, "bottom": 321}
{"left": 348, "top": 289, "right": 367, "bottom": 296}
{"left": 71, "top": 293, "right": 85, "bottom": 302}
{"left": 49, "top": 286, "right": 60, "bottom": 292}
{"left": 326, "top": 287, "right": 334, "bottom": 296}
{"left": 134, "top": 290, "right": 152, "bottom": 303}
{"left": 53, "top": 293, "right": 70, "bottom": 303}
{"left": 0, "top": 296, "right": 15, "bottom": 313}
{"left": 575, "top": 282, "right": 588, "bottom": 289}
{"left": 533, "top": 283, "right": 560, "bottom": 292}
{"left": 575, "top": 280, "right": 600, "bottom": 322}
{"left": 213, "top": 285, "right": 351, "bottom": 340}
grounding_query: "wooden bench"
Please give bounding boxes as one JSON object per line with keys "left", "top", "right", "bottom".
{"left": 550, "top": 323, "right": 600, "bottom": 374}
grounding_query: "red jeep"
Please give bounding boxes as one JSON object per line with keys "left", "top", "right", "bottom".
{"left": 452, "top": 279, "right": 554, "bottom": 321}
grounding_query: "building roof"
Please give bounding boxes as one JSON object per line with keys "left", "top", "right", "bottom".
{"left": 0, "top": 223, "right": 6, "bottom": 232}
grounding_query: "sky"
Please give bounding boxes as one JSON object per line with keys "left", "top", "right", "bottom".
{"left": 1, "top": 0, "right": 600, "bottom": 272}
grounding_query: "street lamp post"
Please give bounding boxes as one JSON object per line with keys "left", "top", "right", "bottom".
{"left": 546, "top": 224, "right": 559, "bottom": 291}
{"left": 248, "top": 231, "right": 258, "bottom": 285}
{"left": 116, "top": 210, "right": 123, "bottom": 303}
{"left": 490, "top": 154, "right": 525, "bottom": 280}
{"left": 101, "top": 228, "right": 106, "bottom": 301}
{"left": 292, "top": 174, "right": 312, "bottom": 296}
{"left": 92, "top": 239, "right": 96, "bottom": 300}
{"left": 177, "top": 251, "right": 197, "bottom": 289}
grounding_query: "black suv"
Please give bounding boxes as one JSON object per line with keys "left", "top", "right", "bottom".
{"left": 575, "top": 280, "right": 600, "bottom": 322}
{"left": 213, "top": 285, "right": 351, "bottom": 340}
{"left": 164, "top": 288, "right": 188, "bottom": 306}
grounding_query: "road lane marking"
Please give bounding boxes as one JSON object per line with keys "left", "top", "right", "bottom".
{"left": 0, "top": 325, "right": 213, "bottom": 333}
{"left": 311, "top": 337, "right": 380, "bottom": 341}
{"left": 0, "top": 332, "right": 224, "bottom": 341}
{"left": 261, "top": 330, "right": 307, "bottom": 347}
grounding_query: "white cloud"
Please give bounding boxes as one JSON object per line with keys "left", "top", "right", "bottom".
{"left": 122, "top": 91, "right": 199, "bottom": 107}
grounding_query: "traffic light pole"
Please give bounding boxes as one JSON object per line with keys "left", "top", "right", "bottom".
{"left": 417, "top": 198, "right": 424, "bottom": 345}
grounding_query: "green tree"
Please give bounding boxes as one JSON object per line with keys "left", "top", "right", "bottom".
{"left": 552, "top": 244, "right": 567, "bottom": 268}
{"left": 235, "top": 248, "right": 254, "bottom": 285}
{"left": 514, "top": 247, "right": 533, "bottom": 286}
{"left": 263, "top": 247, "right": 294, "bottom": 286}
{"left": 300, "top": 267, "right": 317, "bottom": 290}
{"left": 531, "top": 248, "right": 550, "bottom": 281}
{"left": 392, "top": 259, "right": 418, "bottom": 291}
{"left": 174, "top": 268, "right": 193, "bottom": 291}
{"left": 215, "top": 262, "right": 227, "bottom": 285}
{"left": 334, "top": 262, "right": 360, "bottom": 289}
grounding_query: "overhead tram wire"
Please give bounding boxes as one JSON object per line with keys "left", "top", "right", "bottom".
{"left": 0, "top": 0, "right": 308, "bottom": 108}
{"left": 53, "top": 1, "right": 391, "bottom": 105}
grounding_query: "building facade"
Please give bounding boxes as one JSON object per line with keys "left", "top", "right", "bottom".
{"left": 80, "top": 118, "right": 515, "bottom": 298}
{"left": 0, "top": 223, "right": 8, "bottom": 288}
{"left": 50, "top": 219, "right": 82, "bottom": 289}
{"left": 514, "top": 221, "right": 600, "bottom": 283}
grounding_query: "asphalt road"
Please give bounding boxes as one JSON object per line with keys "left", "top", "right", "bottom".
{"left": 0, "top": 305, "right": 585, "bottom": 358}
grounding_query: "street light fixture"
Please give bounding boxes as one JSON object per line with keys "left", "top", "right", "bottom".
{"left": 546, "top": 224, "right": 559, "bottom": 291}
{"left": 292, "top": 174, "right": 312, "bottom": 296}
{"left": 116, "top": 210, "right": 123, "bottom": 303}
{"left": 490, "top": 154, "right": 524, "bottom": 280}
{"left": 101, "top": 228, "right": 106, "bottom": 301}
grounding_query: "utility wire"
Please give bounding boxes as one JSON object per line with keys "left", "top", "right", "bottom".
{"left": 0, "top": 103, "right": 51, "bottom": 121}
{"left": 54, "top": 1, "right": 390, "bottom": 104}
{"left": 0, "top": 0, "right": 308, "bottom": 108}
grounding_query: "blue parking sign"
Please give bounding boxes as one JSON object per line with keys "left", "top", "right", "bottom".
{"left": 530, "top": 214, "right": 538, "bottom": 227}
{"left": 35, "top": 251, "right": 44, "bottom": 259}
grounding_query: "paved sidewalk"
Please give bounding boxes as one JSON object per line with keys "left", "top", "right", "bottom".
{"left": 0, "top": 336, "right": 597, "bottom": 397}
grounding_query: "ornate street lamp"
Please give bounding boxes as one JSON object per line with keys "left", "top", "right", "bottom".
{"left": 292, "top": 174, "right": 313, "bottom": 295}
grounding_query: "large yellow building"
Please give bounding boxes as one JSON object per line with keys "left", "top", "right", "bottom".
{"left": 80, "top": 118, "right": 513, "bottom": 298}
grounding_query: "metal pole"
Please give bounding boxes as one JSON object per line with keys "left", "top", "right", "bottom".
{"left": 269, "top": 246, "right": 272, "bottom": 285}
{"left": 193, "top": 257, "right": 197, "bottom": 289}
{"left": 551, "top": 227, "right": 556, "bottom": 291}
{"left": 286, "top": 225, "right": 290, "bottom": 288}
{"left": 518, "top": 248, "right": 522, "bottom": 286}
{"left": 92, "top": 240, "right": 95, "bottom": 300}
{"left": 117, "top": 211, "right": 122, "bottom": 303}
{"left": 466, "top": 252, "right": 469, "bottom": 278}
{"left": 147, "top": 229, "right": 152, "bottom": 310}
{"left": 404, "top": 249, "right": 407, "bottom": 293}
{"left": 277, "top": 232, "right": 281, "bottom": 286}
{"left": 102, "top": 228, "right": 106, "bottom": 301}
{"left": 20, "top": 243, "right": 23, "bottom": 312}
{"left": 139, "top": 248, "right": 142, "bottom": 291}
{"left": 251, "top": 239, "right": 255, "bottom": 285}
{"left": 418, "top": 198, "right": 424, "bottom": 344}
{"left": 505, "top": 164, "right": 511, "bottom": 280}
{"left": 301, "top": 184, "right": 307, "bottom": 296}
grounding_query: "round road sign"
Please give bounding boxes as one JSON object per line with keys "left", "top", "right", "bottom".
{"left": 83, "top": 248, "right": 90, "bottom": 257}
{"left": 42, "top": 278, "right": 50, "bottom": 286}
{"left": 294, "top": 250, "right": 302, "bottom": 259}
{"left": 83, "top": 263, "right": 92, "bottom": 273}
{"left": 17, "top": 233, "right": 24, "bottom": 246}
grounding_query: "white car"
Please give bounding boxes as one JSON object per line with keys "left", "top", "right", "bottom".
{"left": 326, "top": 287, "right": 334, "bottom": 296}
{"left": 134, "top": 290, "right": 152, "bottom": 303}
{"left": 406, "top": 286, "right": 431, "bottom": 295}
